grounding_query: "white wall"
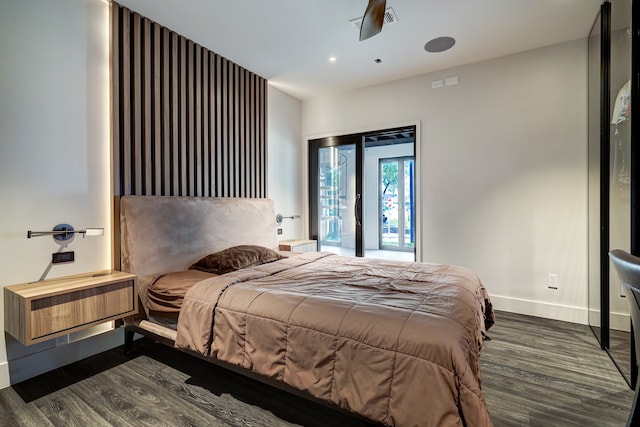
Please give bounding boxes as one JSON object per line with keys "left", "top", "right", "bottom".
{"left": 268, "top": 86, "right": 305, "bottom": 241}
{"left": 302, "top": 39, "right": 590, "bottom": 324}
{"left": 0, "top": 0, "right": 120, "bottom": 389}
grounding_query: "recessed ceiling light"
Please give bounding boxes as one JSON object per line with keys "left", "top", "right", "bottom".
{"left": 424, "top": 36, "right": 456, "bottom": 53}
{"left": 329, "top": 56, "right": 337, "bottom": 63}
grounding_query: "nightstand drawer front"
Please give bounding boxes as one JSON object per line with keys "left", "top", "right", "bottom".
{"left": 30, "top": 280, "right": 135, "bottom": 340}
{"left": 287, "top": 242, "right": 316, "bottom": 252}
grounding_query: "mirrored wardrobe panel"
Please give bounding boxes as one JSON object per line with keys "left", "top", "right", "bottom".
{"left": 588, "top": 0, "right": 637, "bottom": 388}
{"left": 609, "top": 0, "right": 633, "bottom": 384}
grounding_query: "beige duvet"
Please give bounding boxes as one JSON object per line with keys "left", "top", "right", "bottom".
{"left": 175, "top": 252, "right": 494, "bottom": 427}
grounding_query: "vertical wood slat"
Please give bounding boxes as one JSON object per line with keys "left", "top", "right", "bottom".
{"left": 232, "top": 62, "right": 239, "bottom": 196}
{"left": 132, "top": 13, "right": 143, "bottom": 195}
{"left": 227, "top": 61, "right": 234, "bottom": 197}
{"left": 111, "top": 2, "right": 122, "bottom": 270}
{"left": 240, "top": 68, "right": 247, "bottom": 197}
{"left": 215, "top": 54, "right": 223, "bottom": 197}
{"left": 203, "top": 52, "right": 210, "bottom": 197}
{"left": 162, "top": 28, "right": 171, "bottom": 195}
{"left": 211, "top": 54, "right": 216, "bottom": 196}
{"left": 143, "top": 18, "right": 152, "bottom": 194}
{"left": 221, "top": 58, "right": 229, "bottom": 197}
{"left": 249, "top": 72, "right": 256, "bottom": 198}
{"left": 170, "top": 32, "right": 179, "bottom": 196}
{"left": 179, "top": 37, "right": 187, "bottom": 196}
{"left": 233, "top": 62, "right": 240, "bottom": 197}
{"left": 194, "top": 44, "right": 202, "bottom": 197}
{"left": 152, "top": 22, "right": 162, "bottom": 196}
{"left": 237, "top": 64, "right": 243, "bottom": 196}
{"left": 112, "top": 2, "right": 266, "bottom": 199}
{"left": 121, "top": 7, "right": 132, "bottom": 196}
{"left": 111, "top": 2, "right": 121, "bottom": 196}
{"left": 186, "top": 39, "right": 194, "bottom": 197}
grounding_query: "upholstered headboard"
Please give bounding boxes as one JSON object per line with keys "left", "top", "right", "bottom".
{"left": 120, "top": 196, "right": 278, "bottom": 276}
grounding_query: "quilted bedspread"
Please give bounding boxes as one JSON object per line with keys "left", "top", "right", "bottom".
{"left": 175, "top": 252, "right": 494, "bottom": 427}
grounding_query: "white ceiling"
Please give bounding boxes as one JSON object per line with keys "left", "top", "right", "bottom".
{"left": 115, "top": 0, "right": 602, "bottom": 100}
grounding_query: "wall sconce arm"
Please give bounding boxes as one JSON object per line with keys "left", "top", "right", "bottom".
{"left": 275, "top": 214, "right": 301, "bottom": 224}
{"left": 27, "top": 224, "right": 104, "bottom": 241}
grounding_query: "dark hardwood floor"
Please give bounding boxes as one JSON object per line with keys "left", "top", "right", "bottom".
{"left": 481, "top": 311, "right": 633, "bottom": 426}
{"left": 0, "top": 311, "right": 634, "bottom": 426}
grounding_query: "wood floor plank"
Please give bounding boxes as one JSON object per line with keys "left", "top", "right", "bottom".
{"left": 35, "top": 388, "right": 111, "bottom": 427}
{"left": 0, "top": 386, "right": 53, "bottom": 427}
{"left": 80, "top": 362, "right": 230, "bottom": 427}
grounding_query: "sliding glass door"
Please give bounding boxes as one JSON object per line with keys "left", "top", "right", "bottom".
{"left": 309, "top": 126, "right": 416, "bottom": 261}
{"left": 309, "top": 134, "right": 362, "bottom": 256}
{"left": 317, "top": 144, "right": 358, "bottom": 256}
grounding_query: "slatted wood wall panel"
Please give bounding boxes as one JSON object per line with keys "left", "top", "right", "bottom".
{"left": 111, "top": 2, "right": 267, "bottom": 198}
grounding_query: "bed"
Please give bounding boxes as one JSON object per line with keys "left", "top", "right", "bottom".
{"left": 119, "top": 195, "right": 494, "bottom": 427}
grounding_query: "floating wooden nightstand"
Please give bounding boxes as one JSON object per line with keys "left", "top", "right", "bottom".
{"left": 4, "top": 270, "right": 138, "bottom": 346}
{"left": 279, "top": 239, "right": 318, "bottom": 253}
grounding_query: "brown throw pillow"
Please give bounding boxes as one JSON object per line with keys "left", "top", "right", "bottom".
{"left": 189, "top": 245, "right": 284, "bottom": 275}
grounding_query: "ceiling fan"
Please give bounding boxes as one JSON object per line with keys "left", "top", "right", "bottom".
{"left": 359, "top": 0, "right": 387, "bottom": 41}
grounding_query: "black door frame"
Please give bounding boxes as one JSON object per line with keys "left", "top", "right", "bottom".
{"left": 309, "top": 133, "right": 364, "bottom": 257}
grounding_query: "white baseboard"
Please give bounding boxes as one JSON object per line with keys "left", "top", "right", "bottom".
{"left": 491, "top": 295, "right": 631, "bottom": 331}
{"left": 610, "top": 310, "right": 631, "bottom": 332}
{"left": 490, "top": 295, "right": 590, "bottom": 325}
{"left": 491, "top": 294, "right": 631, "bottom": 333}
{"left": 0, "top": 361, "right": 9, "bottom": 390}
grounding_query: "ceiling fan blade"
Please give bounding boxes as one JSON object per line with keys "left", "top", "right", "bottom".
{"left": 359, "top": 0, "right": 387, "bottom": 41}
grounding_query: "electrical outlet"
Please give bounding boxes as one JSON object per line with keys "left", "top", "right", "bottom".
{"left": 547, "top": 273, "right": 558, "bottom": 290}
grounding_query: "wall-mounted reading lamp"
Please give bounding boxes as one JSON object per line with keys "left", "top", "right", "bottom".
{"left": 275, "top": 214, "right": 300, "bottom": 225}
{"left": 27, "top": 224, "right": 104, "bottom": 241}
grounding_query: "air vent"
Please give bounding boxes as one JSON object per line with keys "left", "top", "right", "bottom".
{"left": 350, "top": 7, "right": 399, "bottom": 30}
